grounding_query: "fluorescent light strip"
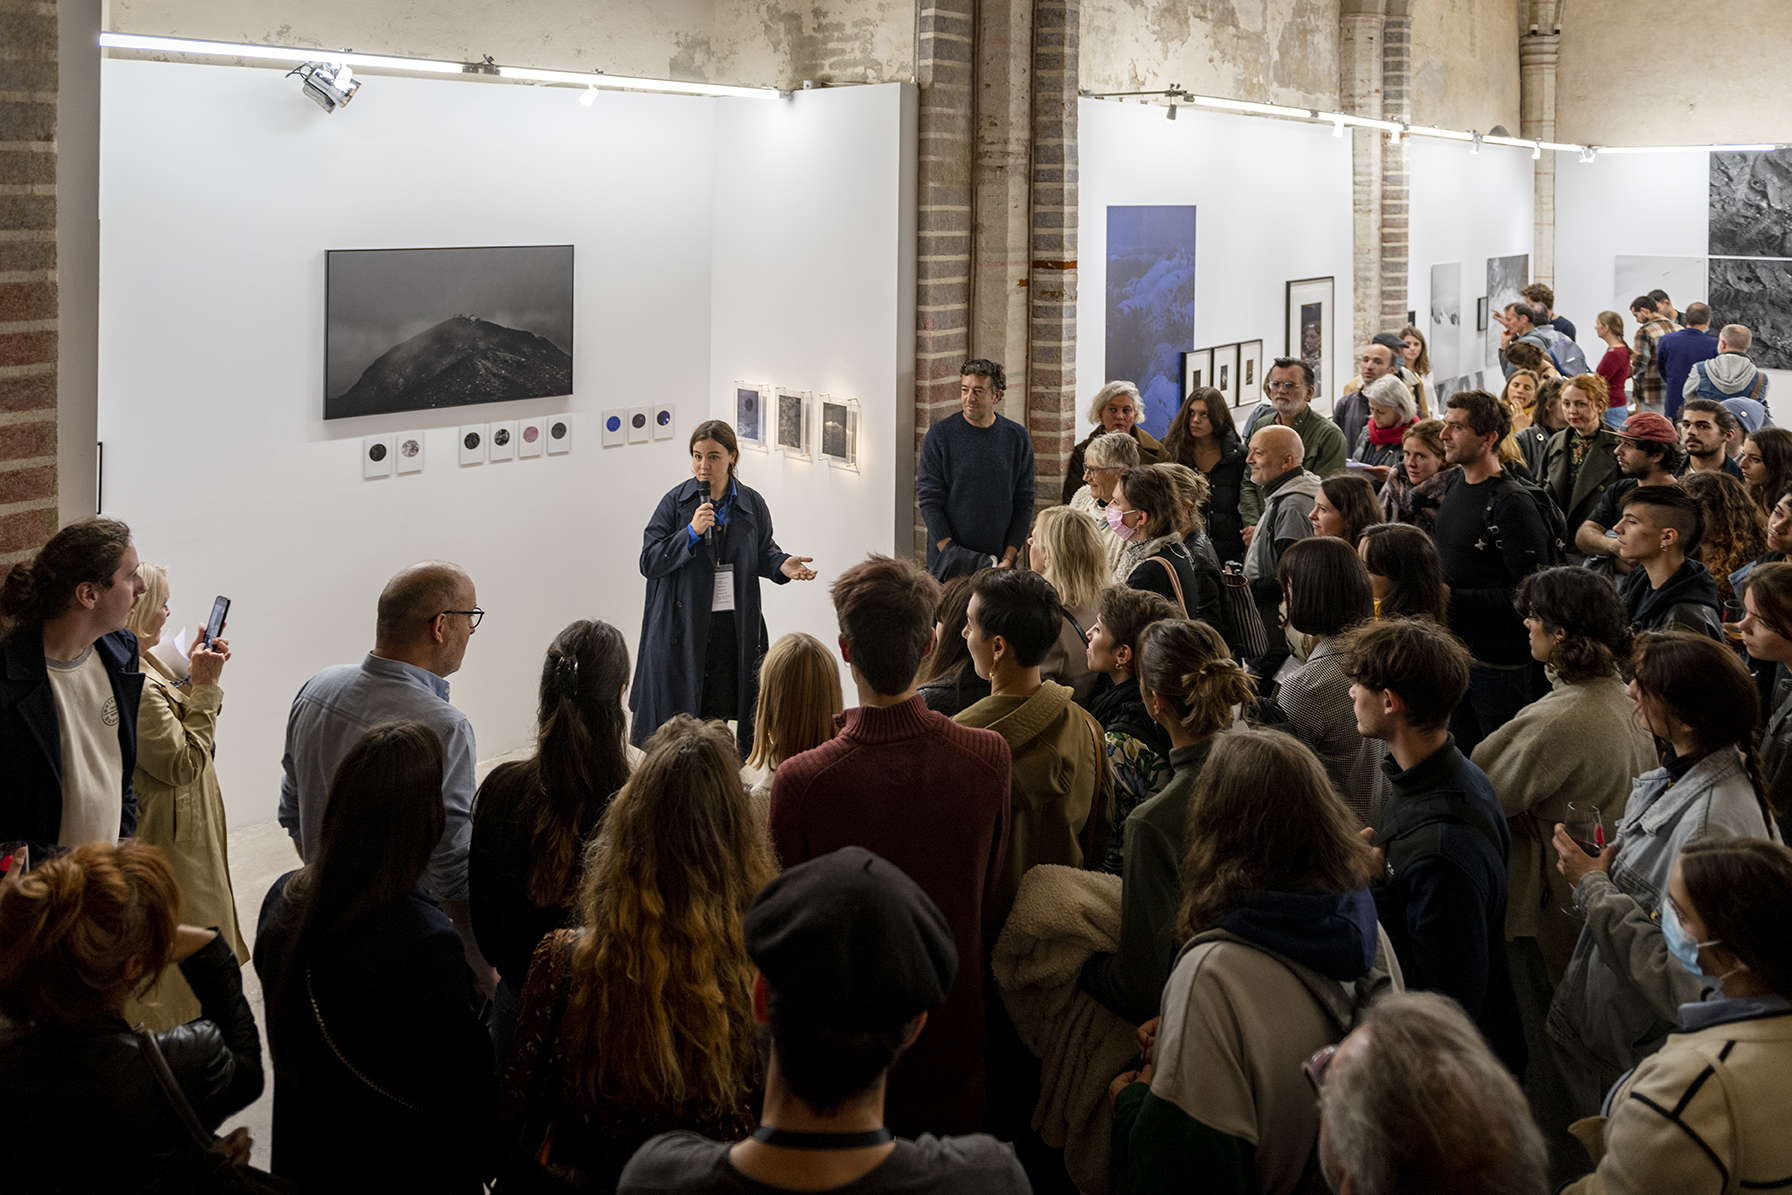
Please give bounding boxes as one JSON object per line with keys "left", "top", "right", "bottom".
{"left": 99, "top": 32, "right": 463, "bottom": 73}
{"left": 1189, "top": 95, "right": 1313, "bottom": 119}
{"left": 1597, "top": 143, "right": 1779, "bottom": 154}
{"left": 496, "top": 65, "right": 777, "bottom": 100}
{"left": 99, "top": 31, "right": 781, "bottom": 98}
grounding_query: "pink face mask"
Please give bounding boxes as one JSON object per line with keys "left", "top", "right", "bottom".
{"left": 1105, "top": 502, "right": 1138, "bottom": 541}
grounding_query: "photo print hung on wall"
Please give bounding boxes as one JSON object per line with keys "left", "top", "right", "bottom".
{"left": 1237, "top": 341, "right": 1263, "bottom": 407}
{"left": 735, "top": 383, "right": 769, "bottom": 448}
{"left": 819, "top": 395, "right": 859, "bottom": 469}
{"left": 324, "top": 245, "right": 574, "bottom": 420}
{"left": 1429, "top": 263, "right": 1462, "bottom": 382}
{"left": 776, "top": 390, "right": 812, "bottom": 458}
{"left": 1212, "top": 343, "right": 1240, "bottom": 409}
{"left": 1105, "top": 204, "right": 1197, "bottom": 438}
{"left": 1181, "top": 348, "right": 1213, "bottom": 400}
{"left": 1286, "top": 277, "right": 1334, "bottom": 407}
{"left": 1476, "top": 296, "right": 1490, "bottom": 332}
{"left": 1484, "top": 254, "right": 1529, "bottom": 368}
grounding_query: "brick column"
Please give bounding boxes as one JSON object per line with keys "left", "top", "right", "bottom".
{"left": 1379, "top": 14, "right": 1411, "bottom": 335}
{"left": 1027, "top": 0, "right": 1077, "bottom": 509}
{"left": 1338, "top": 5, "right": 1385, "bottom": 370}
{"left": 1521, "top": 2, "right": 1561, "bottom": 287}
{"left": 0, "top": 1, "right": 59, "bottom": 566}
{"left": 913, "top": 1, "right": 977, "bottom": 558}
{"left": 973, "top": 0, "right": 1032, "bottom": 428}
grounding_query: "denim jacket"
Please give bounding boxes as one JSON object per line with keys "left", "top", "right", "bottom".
{"left": 1547, "top": 747, "right": 1774, "bottom": 1077}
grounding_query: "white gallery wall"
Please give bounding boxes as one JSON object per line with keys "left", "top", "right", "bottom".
{"left": 1555, "top": 151, "right": 1791, "bottom": 397}
{"left": 98, "top": 59, "right": 913, "bottom": 830}
{"left": 1076, "top": 100, "right": 1354, "bottom": 418}
{"left": 1406, "top": 138, "right": 1537, "bottom": 387}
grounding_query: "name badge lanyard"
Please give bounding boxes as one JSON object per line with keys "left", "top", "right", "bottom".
{"left": 710, "top": 501, "right": 736, "bottom": 614}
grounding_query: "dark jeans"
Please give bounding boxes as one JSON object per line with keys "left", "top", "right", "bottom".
{"left": 1450, "top": 662, "right": 1534, "bottom": 756}
{"left": 700, "top": 610, "right": 740, "bottom": 721}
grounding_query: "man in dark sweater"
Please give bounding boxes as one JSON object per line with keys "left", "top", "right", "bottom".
{"left": 1655, "top": 302, "right": 1719, "bottom": 422}
{"left": 768, "top": 555, "right": 1011, "bottom": 1137}
{"left": 1432, "top": 389, "right": 1551, "bottom": 755}
{"left": 1612, "top": 485, "right": 1724, "bottom": 640}
{"left": 916, "top": 359, "right": 1035, "bottom": 577}
{"left": 1344, "top": 618, "right": 1525, "bottom": 1079}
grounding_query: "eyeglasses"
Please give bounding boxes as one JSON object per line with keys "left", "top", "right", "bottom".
{"left": 1303, "top": 1043, "right": 1339, "bottom": 1091}
{"left": 441, "top": 608, "right": 484, "bottom": 629}
{"left": 1266, "top": 381, "right": 1307, "bottom": 393}
{"left": 1083, "top": 464, "right": 1123, "bottom": 475}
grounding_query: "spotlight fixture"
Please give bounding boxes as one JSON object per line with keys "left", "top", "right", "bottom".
{"left": 1531, "top": 140, "right": 1542, "bottom": 160}
{"left": 579, "top": 84, "right": 598, "bottom": 107}
{"left": 1579, "top": 146, "right": 1598, "bottom": 164}
{"left": 1166, "top": 100, "right": 1177, "bottom": 121}
{"left": 289, "top": 60, "right": 360, "bottom": 112}
{"left": 1470, "top": 132, "right": 1482, "bottom": 155}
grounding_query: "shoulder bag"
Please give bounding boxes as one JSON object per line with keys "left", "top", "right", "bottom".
{"left": 1146, "top": 554, "right": 1188, "bottom": 618}
{"left": 306, "top": 968, "right": 428, "bottom": 1114}
{"left": 1219, "top": 564, "right": 1270, "bottom": 659}
{"left": 135, "top": 1028, "right": 295, "bottom": 1194}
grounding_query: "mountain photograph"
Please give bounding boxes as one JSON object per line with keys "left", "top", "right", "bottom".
{"left": 325, "top": 244, "right": 574, "bottom": 420}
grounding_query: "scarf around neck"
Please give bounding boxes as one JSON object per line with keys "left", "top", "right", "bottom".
{"left": 1367, "top": 417, "right": 1413, "bottom": 447}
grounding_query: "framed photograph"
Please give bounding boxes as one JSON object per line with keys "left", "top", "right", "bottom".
{"left": 1285, "top": 277, "right": 1335, "bottom": 406}
{"left": 489, "top": 419, "right": 517, "bottom": 461}
{"left": 627, "top": 407, "right": 651, "bottom": 445}
{"left": 1476, "top": 296, "right": 1490, "bottom": 332}
{"left": 362, "top": 434, "right": 393, "bottom": 480}
{"left": 395, "top": 431, "right": 425, "bottom": 473}
{"left": 734, "top": 382, "right": 769, "bottom": 448}
{"left": 776, "top": 389, "right": 812, "bottom": 458}
{"left": 325, "top": 244, "right": 573, "bottom": 420}
{"left": 818, "top": 395, "right": 860, "bottom": 470}
{"left": 1211, "top": 343, "right": 1240, "bottom": 409}
{"left": 1237, "top": 340, "right": 1264, "bottom": 408}
{"left": 1180, "top": 348, "right": 1213, "bottom": 399}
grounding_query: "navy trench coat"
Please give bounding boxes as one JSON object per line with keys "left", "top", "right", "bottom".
{"left": 629, "top": 477, "right": 791, "bottom": 756}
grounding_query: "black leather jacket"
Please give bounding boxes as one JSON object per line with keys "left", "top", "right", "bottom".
{"left": 0, "top": 935, "right": 263, "bottom": 1193}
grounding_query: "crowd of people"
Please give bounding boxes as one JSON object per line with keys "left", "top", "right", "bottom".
{"left": 0, "top": 317, "right": 1789, "bottom": 1194}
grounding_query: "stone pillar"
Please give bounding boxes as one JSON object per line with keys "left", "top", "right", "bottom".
{"left": 1027, "top": 0, "right": 1077, "bottom": 509}
{"left": 913, "top": 1, "right": 977, "bottom": 557}
{"left": 0, "top": 0, "right": 60, "bottom": 565}
{"left": 1338, "top": 3, "right": 1385, "bottom": 369}
{"left": 1380, "top": 13, "right": 1412, "bottom": 336}
{"left": 1521, "top": 2, "right": 1561, "bottom": 287}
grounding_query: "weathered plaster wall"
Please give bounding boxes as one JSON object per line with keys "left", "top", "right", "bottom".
{"left": 108, "top": 0, "right": 917, "bottom": 87}
{"left": 1557, "top": 0, "right": 1792, "bottom": 145}
{"left": 1078, "top": 0, "right": 1341, "bottom": 108}
{"left": 1408, "top": 0, "right": 1519, "bottom": 134}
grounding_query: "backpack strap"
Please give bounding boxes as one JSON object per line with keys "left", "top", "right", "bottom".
{"left": 1180, "top": 928, "right": 1391, "bottom": 1036}
{"left": 1752, "top": 370, "right": 1768, "bottom": 402}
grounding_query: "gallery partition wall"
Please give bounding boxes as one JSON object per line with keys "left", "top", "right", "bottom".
{"left": 98, "top": 58, "right": 915, "bottom": 828}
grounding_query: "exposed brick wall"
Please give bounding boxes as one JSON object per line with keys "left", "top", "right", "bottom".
{"left": 1338, "top": 12, "right": 1383, "bottom": 369}
{"left": 1027, "top": 0, "right": 1077, "bottom": 509}
{"left": 0, "top": 0, "right": 59, "bottom": 566}
{"left": 1379, "top": 16, "right": 1411, "bottom": 337}
{"left": 913, "top": 1, "right": 976, "bottom": 558}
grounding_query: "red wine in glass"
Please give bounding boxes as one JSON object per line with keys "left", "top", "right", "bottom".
{"left": 1564, "top": 803, "right": 1605, "bottom": 859}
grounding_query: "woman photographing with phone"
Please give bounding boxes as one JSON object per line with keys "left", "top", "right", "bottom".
{"left": 631, "top": 420, "right": 817, "bottom": 756}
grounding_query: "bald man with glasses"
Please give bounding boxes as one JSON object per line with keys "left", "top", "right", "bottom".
{"left": 1242, "top": 358, "right": 1347, "bottom": 549}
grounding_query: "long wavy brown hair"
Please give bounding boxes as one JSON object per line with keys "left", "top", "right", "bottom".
{"left": 560, "top": 715, "right": 776, "bottom": 1113}
{"left": 1681, "top": 469, "right": 1767, "bottom": 601}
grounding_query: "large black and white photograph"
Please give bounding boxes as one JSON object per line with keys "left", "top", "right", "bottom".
{"left": 1612, "top": 255, "right": 1706, "bottom": 320}
{"left": 325, "top": 245, "right": 574, "bottom": 421}
{"left": 1429, "top": 262, "right": 1461, "bottom": 381}
{"left": 1484, "top": 254, "right": 1528, "bottom": 368}
{"left": 1710, "top": 148, "right": 1792, "bottom": 259}
{"left": 1710, "top": 258, "right": 1792, "bottom": 369}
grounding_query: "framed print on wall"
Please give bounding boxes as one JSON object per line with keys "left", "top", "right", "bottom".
{"left": 1180, "top": 348, "right": 1213, "bottom": 400}
{"left": 817, "top": 395, "right": 859, "bottom": 470}
{"left": 1285, "top": 276, "right": 1335, "bottom": 406}
{"left": 776, "top": 389, "right": 812, "bottom": 458}
{"left": 1211, "top": 343, "right": 1240, "bottom": 409}
{"left": 1476, "top": 296, "right": 1490, "bottom": 332}
{"left": 1237, "top": 340, "right": 1264, "bottom": 408}
{"left": 734, "top": 382, "right": 769, "bottom": 448}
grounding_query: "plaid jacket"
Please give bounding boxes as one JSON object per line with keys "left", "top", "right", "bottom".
{"left": 1631, "top": 317, "right": 1677, "bottom": 407}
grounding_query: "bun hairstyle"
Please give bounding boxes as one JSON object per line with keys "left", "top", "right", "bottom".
{"left": 0, "top": 517, "right": 133, "bottom": 636}
{"left": 1137, "top": 618, "right": 1255, "bottom": 739}
{"left": 0, "top": 840, "right": 181, "bottom": 1029}
{"left": 523, "top": 619, "right": 633, "bottom": 906}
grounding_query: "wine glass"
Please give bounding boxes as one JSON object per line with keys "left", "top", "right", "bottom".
{"left": 1563, "top": 803, "right": 1605, "bottom": 858}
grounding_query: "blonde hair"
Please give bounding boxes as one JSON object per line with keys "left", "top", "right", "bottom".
{"left": 1032, "top": 506, "right": 1108, "bottom": 614}
{"left": 1154, "top": 461, "right": 1211, "bottom": 536}
{"left": 126, "top": 562, "right": 169, "bottom": 640}
{"left": 1085, "top": 380, "right": 1142, "bottom": 427}
{"left": 1137, "top": 619, "right": 1255, "bottom": 738}
{"left": 563, "top": 715, "right": 776, "bottom": 1113}
{"left": 745, "top": 633, "right": 843, "bottom": 773}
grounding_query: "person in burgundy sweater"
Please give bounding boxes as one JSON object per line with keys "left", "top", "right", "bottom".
{"left": 768, "top": 554, "right": 1012, "bottom": 1139}
{"left": 1595, "top": 310, "right": 1632, "bottom": 429}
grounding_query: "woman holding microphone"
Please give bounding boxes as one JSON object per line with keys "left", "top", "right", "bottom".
{"left": 631, "top": 420, "right": 816, "bottom": 756}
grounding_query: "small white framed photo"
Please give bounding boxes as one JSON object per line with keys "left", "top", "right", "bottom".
{"left": 628, "top": 406, "right": 652, "bottom": 444}
{"left": 518, "top": 417, "right": 546, "bottom": 457}
{"left": 546, "top": 414, "right": 572, "bottom": 454}
{"left": 817, "top": 394, "right": 860, "bottom": 470}
{"left": 601, "top": 409, "right": 626, "bottom": 448}
{"left": 776, "top": 389, "right": 812, "bottom": 458}
{"left": 734, "top": 382, "right": 770, "bottom": 448}
{"left": 458, "top": 425, "right": 487, "bottom": 466}
{"left": 652, "top": 403, "right": 676, "bottom": 441}
{"left": 394, "top": 431, "right": 425, "bottom": 473}
{"left": 362, "top": 434, "right": 394, "bottom": 479}
{"left": 489, "top": 420, "right": 517, "bottom": 461}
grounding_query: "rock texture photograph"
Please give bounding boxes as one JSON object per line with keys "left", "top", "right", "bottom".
{"left": 326, "top": 245, "right": 574, "bottom": 420}
{"left": 1709, "top": 258, "right": 1792, "bottom": 370}
{"left": 1710, "top": 149, "right": 1792, "bottom": 259}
